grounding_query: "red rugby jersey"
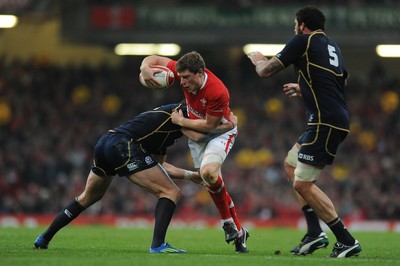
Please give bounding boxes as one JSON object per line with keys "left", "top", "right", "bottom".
{"left": 167, "top": 60, "right": 231, "bottom": 123}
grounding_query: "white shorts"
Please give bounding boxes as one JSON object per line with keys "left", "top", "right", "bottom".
{"left": 188, "top": 127, "right": 237, "bottom": 169}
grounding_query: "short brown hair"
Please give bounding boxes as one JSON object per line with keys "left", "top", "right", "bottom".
{"left": 176, "top": 51, "right": 205, "bottom": 74}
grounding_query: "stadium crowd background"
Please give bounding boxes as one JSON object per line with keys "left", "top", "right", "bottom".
{"left": 0, "top": 51, "right": 399, "bottom": 222}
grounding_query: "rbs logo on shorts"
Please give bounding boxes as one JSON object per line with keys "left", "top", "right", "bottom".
{"left": 298, "top": 153, "right": 314, "bottom": 162}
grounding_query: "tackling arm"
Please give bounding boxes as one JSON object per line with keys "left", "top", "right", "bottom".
{"left": 181, "top": 111, "right": 237, "bottom": 142}
{"left": 171, "top": 109, "right": 221, "bottom": 133}
{"left": 162, "top": 162, "right": 203, "bottom": 184}
{"left": 151, "top": 154, "right": 202, "bottom": 184}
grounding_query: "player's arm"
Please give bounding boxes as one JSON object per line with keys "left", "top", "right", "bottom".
{"left": 171, "top": 109, "right": 221, "bottom": 133}
{"left": 151, "top": 154, "right": 202, "bottom": 184}
{"left": 247, "top": 52, "right": 284, "bottom": 78}
{"left": 182, "top": 120, "right": 235, "bottom": 142}
{"left": 161, "top": 162, "right": 203, "bottom": 184}
{"left": 175, "top": 110, "right": 237, "bottom": 140}
{"left": 202, "top": 111, "right": 237, "bottom": 136}
{"left": 140, "top": 55, "right": 172, "bottom": 87}
{"left": 181, "top": 128, "right": 206, "bottom": 142}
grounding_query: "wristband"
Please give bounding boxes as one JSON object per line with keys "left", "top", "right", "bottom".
{"left": 183, "top": 170, "right": 194, "bottom": 180}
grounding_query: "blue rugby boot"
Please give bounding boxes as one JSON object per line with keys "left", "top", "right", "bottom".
{"left": 149, "top": 243, "right": 187, "bottom": 253}
{"left": 33, "top": 235, "right": 49, "bottom": 249}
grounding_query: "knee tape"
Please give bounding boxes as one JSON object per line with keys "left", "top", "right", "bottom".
{"left": 285, "top": 145, "right": 299, "bottom": 167}
{"left": 294, "top": 161, "right": 322, "bottom": 182}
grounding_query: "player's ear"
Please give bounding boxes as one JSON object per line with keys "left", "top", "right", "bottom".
{"left": 300, "top": 22, "right": 305, "bottom": 31}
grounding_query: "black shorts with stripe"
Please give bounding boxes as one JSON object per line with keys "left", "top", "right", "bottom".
{"left": 297, "top": 124, "right": 348, "bottom": 167}
{"left": 91, "top": 132, "right": 158, "bottom": 177}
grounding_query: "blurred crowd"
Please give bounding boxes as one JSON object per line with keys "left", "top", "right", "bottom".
{"left": 0, "top": 53, "right": 399, "bottom": 221}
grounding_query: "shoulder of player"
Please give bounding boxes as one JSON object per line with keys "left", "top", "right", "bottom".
{"left": 287, "top": 34, "right": 311, "bottom": 44}
{"left": 204, "top": 80, "right": 229, "bottom": 99}
{"left": 205, "top": 69, "right": 227, "bottom": 88}
{"left": 153, "top": 103, "right": 180, "bottom": 112}
{"left": 137, "top": 106, "right": 176, "bottom": 121}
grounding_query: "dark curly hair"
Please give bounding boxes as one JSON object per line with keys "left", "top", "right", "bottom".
{"left": 296, "top": 6, "right": 325, "bottom": 31}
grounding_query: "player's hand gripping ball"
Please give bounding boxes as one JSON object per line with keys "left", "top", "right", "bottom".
{"left": 139, "top": 65, "right": 175, "bottom": 90}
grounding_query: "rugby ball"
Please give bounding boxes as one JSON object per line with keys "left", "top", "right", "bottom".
{"left": 139, "top": 65, "right": 175, "bottom": 90}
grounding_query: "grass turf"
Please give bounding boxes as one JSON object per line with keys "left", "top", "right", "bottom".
{"left": 1, "top": 226, "right": 399, "bottom": 266}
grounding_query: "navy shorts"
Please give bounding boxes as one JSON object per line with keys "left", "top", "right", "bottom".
{"left": 91, "top": 132, "right": 158, "bottom": 177}
{"left": 297, "top": 124, "right": 348, "bottom": 166}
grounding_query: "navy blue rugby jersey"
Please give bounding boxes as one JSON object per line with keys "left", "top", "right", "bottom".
{"left": 112, "top": 103, "right": 186, "bottom": 155}
{"left": 275, "top": 31, "right": 350, "bottom": 131}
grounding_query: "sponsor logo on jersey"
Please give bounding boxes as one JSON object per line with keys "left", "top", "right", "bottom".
{"left": 127, "top": 162, "right": 139, "bottom": 171}
{"left": 298, "top": 153, "right": 314, "bottom": 161}
{"left": 145, "top": 156, "right": 154, "bottom": 165}
{"left": 188, "top": 106, "right": 205, "bottom": 119}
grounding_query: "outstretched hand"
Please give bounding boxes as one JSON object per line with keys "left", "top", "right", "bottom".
{"left": 283, "top": 83, "right": 302, "bottom": 98}
{"left": 247, "top": 51, "right": 267, "bottom": 66}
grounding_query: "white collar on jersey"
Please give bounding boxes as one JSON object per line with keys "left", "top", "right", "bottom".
{"left": 192, "top": 72, "right": 208, "bottom": 95}
{"left": 200, "top": 72, "right": 208, "bottom": 90}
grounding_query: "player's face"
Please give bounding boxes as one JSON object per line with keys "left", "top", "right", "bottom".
{"left": 294, "top": 18, "right": 303, "bottom": 35}
{"left": 178, "top": 69, "right": 204, "bottom": 94}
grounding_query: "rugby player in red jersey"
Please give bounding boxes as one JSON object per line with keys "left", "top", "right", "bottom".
{"left": 140, "top": 51, "right": 249, "bottom": 253}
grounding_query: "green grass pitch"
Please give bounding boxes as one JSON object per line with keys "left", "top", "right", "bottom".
{"left": 1, "top": 226, "right": 399, "bottom": 266}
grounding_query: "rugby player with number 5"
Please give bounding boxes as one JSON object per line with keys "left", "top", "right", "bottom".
{"left": 247, "top": 6, "right": 361, "bottom": 258}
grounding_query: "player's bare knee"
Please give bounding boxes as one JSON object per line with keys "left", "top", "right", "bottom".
{"left": 292, "top": 180, "right": 310, "bottom": 195}
{"left": 159, "top": 184, "right": 182, "bottom": 203}
{"left": 161, "top": 185, "right": 181, "bottom": 203}
{"left": 77, "top": 192, "right": 102, "bottom": 207}
{"left": 199, "top": 167, "right": 217, "bottom": 184}
{"left": 200, "top": 154, "right": 223, "bottom": 184}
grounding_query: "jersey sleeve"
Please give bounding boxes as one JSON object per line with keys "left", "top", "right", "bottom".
{"left": 167, "top": 60, "right": 180, "bottom": 83}
{"left": 275, "top": 35, "right": 308, "bottom": 67}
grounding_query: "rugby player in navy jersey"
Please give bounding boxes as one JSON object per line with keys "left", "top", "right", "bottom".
{"left": 33, "top": 103, "right": 236, "bottom": 253}
{"left": 247, "top": 6, "right": 361, "bottom": 258}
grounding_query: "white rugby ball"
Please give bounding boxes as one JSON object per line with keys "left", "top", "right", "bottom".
{"left": 139, "top": 65, "right": 175, "bottom": 90}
